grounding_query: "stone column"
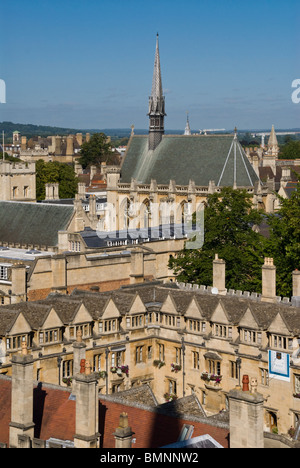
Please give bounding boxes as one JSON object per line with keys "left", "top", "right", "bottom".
{"left": 11, "top": 264, "right": 27, "bottom": 303}
{"left": 9, "top": 342, "right": 35, "bottom": 448}
{"left": 228, "top": 375, "right": 264, "bottom": 449}
{"left": 114, "top": 413, "right": 134, "bottom": 448}
{"left": 73, "top": 361, "right": 99, "bottom": 448}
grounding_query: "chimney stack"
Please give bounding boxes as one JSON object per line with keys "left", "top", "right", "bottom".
{"left": 213, "top": 254, "right": 226, "bottom": 295}
{"left": 9, "top": 341, "right": 35, "bottom": 448}
{"left": 114, "top": 413, "right": 134, "bottom": 449}
{"left": 292, "top": 270, "right": 300, "bottom": 307}
{"left": 73, "top": 361, "right": 99, "bottom": 448}
{"left": 228, "top": 375, "right": 264, "bottom": 448}
{"left": 261, "top": 258, "right": 276, "bottom": 303}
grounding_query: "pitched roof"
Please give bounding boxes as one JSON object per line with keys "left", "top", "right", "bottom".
{"left": 0, "top": 202, "right": 74, "bottom": 247}
{"left": 120, "top": 134, "right": 259, "bottom": 187}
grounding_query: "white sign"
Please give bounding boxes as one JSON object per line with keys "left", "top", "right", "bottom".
{"left": 268, "top": 350, "right": 290, "bottom": 382}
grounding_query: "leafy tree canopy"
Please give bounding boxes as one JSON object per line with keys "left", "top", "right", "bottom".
{"left": 279, "top": 140, "right": 300, "bottom": 160}
{"left": 265, "top": 174, "right": 300, "bottom": 297}
{"left": 169, "top": 187, "right": 266, "bottom": 293}
{"left": 36, "top": 159, "right": 78, "bottom": 201}
{"left": 78, "top": 133, "right": 120, "bottom": 169}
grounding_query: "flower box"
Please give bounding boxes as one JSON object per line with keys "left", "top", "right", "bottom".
{"left": 164, "top": 392, "right": 178, "bottom": 402}
{"left": 201, "top": 372, "right": 222, "bottom": 384}
{"left": 171, "top": 363, "right": 182, "bottom": 373}
{"left": 153, "top": 360, "right": 165, "bottom": 369}
{"left": 110, "top": 365, "right": 129, "bottom": 376}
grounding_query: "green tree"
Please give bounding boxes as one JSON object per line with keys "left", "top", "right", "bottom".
{"left": 78, "top": 133, "right": 120, "bottom": 169}
{"left": 169, "top": 187, "right": 266, "bottom": 293}
{"left": 279, "top": 140, "right": 300, "bottom": 159}
{"left": 36, "top": 160, "right": 78, "bottom": 201}
{"left": 265, "top": 175, "right": 300, "bottom": 297}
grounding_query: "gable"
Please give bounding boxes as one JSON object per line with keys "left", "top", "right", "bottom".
{"left": 101, "top": 299, "right": 121, "bottom": 320}
{"left": 239, "top": 307, "right": 259, "bottom": 330}
{"left": 210, "top": 301, "right": 229, "bottom": 325}
{"left": 128, "top": 294, "right": 146, "bottom": 315}
{"left": 268, "top": 312, "right": 291, "bottom": 335}
{"left": 9, "top": 312, "right": 32, "bottom": 335}
{"left": 42, "top": 308, "right": 64, "bottom": 330}
{"left": 71, "top": 303, "right": 93, "bottom": 325}
{"left": 161, "top": 294, "right": 178, "bottom": 315}
{"left": 185, "top": 298, "right": 204, "bottom": 320}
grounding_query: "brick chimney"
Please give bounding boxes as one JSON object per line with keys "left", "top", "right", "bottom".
{"left": 228, "top": 375, "right": 264, "bottom": 448}
{"left": 73, "top": 360, "right": 99, "bottom": 448}
{"left": 213, "top": 254, "right": 226, "bottom": 295}
{"left": 9, "top": 341, "right": 35, "bottom": 448}
{"left": 261, "top": 258, "right": 276, "bottom": 303}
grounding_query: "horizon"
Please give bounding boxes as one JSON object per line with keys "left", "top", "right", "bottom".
{"left": 0, "top": 0, "right": 299, "bottom": 130}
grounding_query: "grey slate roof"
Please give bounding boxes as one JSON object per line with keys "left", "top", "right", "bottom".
{"left": 120, "top": 134, "right": 259, "bottom": 187}
{"left": 0, "top": 202, "right": 74, "bottom": 247}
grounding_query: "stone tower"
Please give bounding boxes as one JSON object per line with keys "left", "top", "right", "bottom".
{"left": 148, "top": 34, "right": 166, "bottom": 151}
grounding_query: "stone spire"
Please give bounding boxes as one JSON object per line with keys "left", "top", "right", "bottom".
{"left": 267, "top": 125, "right": 279, "bottom": 156}
{"left": 184, "top": 112, "right": 191, "bottom": 135}
{"left": 148, "top": 34, "right": 166, "bottom": 151}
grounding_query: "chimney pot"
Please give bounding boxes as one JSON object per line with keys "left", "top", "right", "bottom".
{"left": 80, "top": 359, "right": 86, "bottom": 373}
{"left": 242, "top": 375, "right": 249, "bottom": 392}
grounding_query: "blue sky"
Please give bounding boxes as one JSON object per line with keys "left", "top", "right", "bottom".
{"left": 0, "top": 0, "right": 299, "bottom": 131}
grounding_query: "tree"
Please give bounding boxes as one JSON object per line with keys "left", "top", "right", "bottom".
{"left": 36, "top": 160, "right": 78, "bottom": 201}
{"left": 279, "top": 140, "right": 300, "bottom": 160}
{"left": 265, "top": 175, "right": 300, "bottom": 297}
{"left": 168, "top": 187, "right": 266, "bottom": 293}
{"left": 78, "top": 133, "right": 120, "bottom": 169}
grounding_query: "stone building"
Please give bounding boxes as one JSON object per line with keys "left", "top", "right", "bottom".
{"left": 106, "top": 36, "right": 274, "bottom": 231}
{"left": 0, "top": 160, "right": 36, "bottom": 202}
{"left": 0, "top": 257, "right": 300, "bottom": 440}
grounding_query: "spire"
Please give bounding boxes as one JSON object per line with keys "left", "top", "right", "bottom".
{"left": 148, "top": 34, "right": 166, "bottom": 151}
{"left": 184, "top": 112, "right": 191, "bottom": 135}
{"left": 267, "top": 125, "right": 279, "bottom": 156}
{"left": 151, "top": 33, "right": 163, "bottom": 101}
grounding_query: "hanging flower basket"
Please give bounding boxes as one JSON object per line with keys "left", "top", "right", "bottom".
{"left": 171, "top": 363, "right": 182, "bottom": 373}
{"left": 99, "top": 371, "right": 107, "bottom": 379}
{"left": 293, "top": 393, "right": 300, "bottom": 399}
{"left": 62, "top": 377, "right": 72, "bottom": 387}
{"left": 153, "top": 360, "right": 165, "bottom": 369}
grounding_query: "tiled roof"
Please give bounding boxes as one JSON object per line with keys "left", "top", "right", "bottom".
{"left": 0, "top": 202, "right": 74, "bottom": 247}
{"left": 120, "top": 135, "right": 259, "bottom": 187}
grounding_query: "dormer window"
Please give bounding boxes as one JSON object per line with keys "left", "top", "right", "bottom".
{"left": 99, "top": 319, "right": 117, "bottom": 334}
{"left": 271, "top": 334, "right": 293, "bottom": 352}
{"left": 213, "top": 323, "right": 232, "bottom": 339}
{"left": 241, "top": 328, "right": 262, "bottom": 346}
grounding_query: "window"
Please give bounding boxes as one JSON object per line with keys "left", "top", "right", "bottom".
{"left": 192, "top": 351, "right": 200, "bottom": 370}
{"left": 294, "top": 374, "right": 300, "bottom": 395}
{"left": 111, "top": 351, "right": 123, "bottom": 367}
{"left": 93, "top": 354, "right": 102, "bottom": 372}
{"left": 213, "top": 323, "right": 232, "bottom": 339}
{"left": 136, "top": 346, "right": 144, "bottom": 363}
{"left": 260, "top": 368, "right": 269, "bottom": 386}
{"left": 168, "top": 379, "right": 177, "bottom": 395}
{"left": 158, "top": 343, "right": 165, "bottom": 361}
{"left": 23, "top": 186, "right": 29, "bottom": 197}
{"left": 207, "top": 359, "right": 221, "bottom": 376}
{"left": 175, "top": 347, "right": 181, "bottom": 365}
{"left": 230, "top": 361, "right": 238, "bottom": 379}
{"left": 69, "top": 241, "right": 81, "bottom": 252}
{"left": 0, "top": 266, "right": 8, "bottom": 280}
{"left": 6, "top": 334, "right": 28, "bottom": 351}
{"left": 62, "top": 360, "right": 73, "bottom": 378}
{"left": 271, "top": 334, "right": 293, "bottom": 351}
{"left": 39, "top": 328, "right": 60, "bottom": 344}
{"left": 148, "top": 346, "right": 152, "bottom": 360}
{"left": 241, "top": 328, "right": 262, "bottom": 346}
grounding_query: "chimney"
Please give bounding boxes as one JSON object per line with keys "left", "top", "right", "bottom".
{"left": 66, "top": 135, "right": 74, "bottom": 156}
{"left": 55, "top": 136, "right": 62, "bottom": 155}
{"left": 73, "top": 361, "right": 99, "bottom": 448}
{"left": 9, "top": 341, "right": 35, "bottom": 448}
{"left": 45, "top": 183, "right": 59, "bottom": 200}
{"left": 114, "top": 413, "right": 134, "bottom": 449}
{"left": 72, "top": 329, "right": 86, "bottom": 395}
{"left": 213, "top": 254, "right": 226, "bottom": 295}
{"left": 10, "top": 264, "right": 27, "bottom": 303}
{"left": 77, "top": 182, "right": 86, "bottom": 200}
{"left": 261, "top": 258, "right": 276, "bottom": 303}
{"left": 76, "top": 133, "right": 83, "bottom": 146}
{"left": 292, "top": 270, "right": 300, "bottom": 307}
{"left": 228, "top": 375, "right": 264, "bottom": 448}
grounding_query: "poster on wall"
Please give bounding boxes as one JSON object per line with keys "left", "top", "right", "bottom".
{"left": 268, "top": 350, "right": 290, "bottom": 382}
